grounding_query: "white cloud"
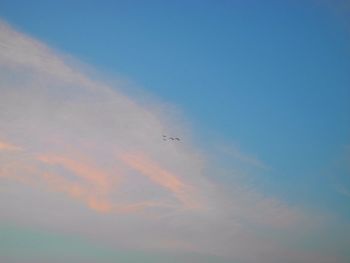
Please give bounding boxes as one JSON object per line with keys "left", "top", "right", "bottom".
{"left": 0, "top": 20, "right": 344, "bottom": 263}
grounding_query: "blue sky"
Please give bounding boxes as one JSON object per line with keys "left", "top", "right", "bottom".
{"left": 0, "top": 1, "right": 349, "bottom": 262}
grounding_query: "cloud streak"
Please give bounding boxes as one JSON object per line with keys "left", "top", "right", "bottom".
{"left": 120, "top": 152, "right": 200, "bottom": 209}
{"left": 0, "top": 140, "right": 22, "bottom": 151}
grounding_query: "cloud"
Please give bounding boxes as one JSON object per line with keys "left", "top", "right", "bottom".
{"left": 119, "top": 152, "right": 201, "bottom": 209}
{"left": 0, "top": 140, "right": 22, "bottom": 151}
{"left": 337, "top": 186, "right": 350, "bottom": 197}
{"left": 0, "top": 20, "right": 345, "bottom": 263}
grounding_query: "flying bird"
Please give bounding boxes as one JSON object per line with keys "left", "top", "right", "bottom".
{"left": 162, "top": 135, "right": 180, "bottom": 142}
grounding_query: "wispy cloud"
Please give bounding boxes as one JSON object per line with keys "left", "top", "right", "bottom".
{"left": 0, "top": 140, "right": 22, "bottom": 151}
{"left": 0, "top": 20, "right": 345, "bottom": 263}
{"left": 336, "top": 184, "right": 350, "bottom": 197}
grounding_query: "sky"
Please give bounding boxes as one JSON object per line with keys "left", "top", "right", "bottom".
{"left": 0, "top": 1, "right": 349, "bottom": 263}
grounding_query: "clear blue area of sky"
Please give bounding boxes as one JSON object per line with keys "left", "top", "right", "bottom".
{"left": 0, "top": 0, "right": 349, "bottom": 217}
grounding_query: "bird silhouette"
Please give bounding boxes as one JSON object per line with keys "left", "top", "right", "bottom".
{"left": 162, "top": 135, "right": 180, "bottom": 142}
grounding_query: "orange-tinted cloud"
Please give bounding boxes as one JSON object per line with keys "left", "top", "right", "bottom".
{"left": 37, "top": 154, "right": 114, "bottom": 193}
{"left": 40, "top": 171, "right": 115, "bottom": 213}
{"left": 0, "top": 140, "right": 22, "bottom": 151}
{"left": 35, "top": 153, "right": 119, "bottom": 212}
{"left": 120, "top": 153, "right": 200, "bottom": 209}
{"left": 2, "top": 149, "right": 188, "bottom": 214}
{"left": 35, "top": 153, "right": 169, "bottom": 213}
{"left": 38, "top": 170, "right": 168, "bottom": 213}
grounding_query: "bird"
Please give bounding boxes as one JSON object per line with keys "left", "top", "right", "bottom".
{"left": 161, "top": 135, "right": 180, "bottom": 141}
